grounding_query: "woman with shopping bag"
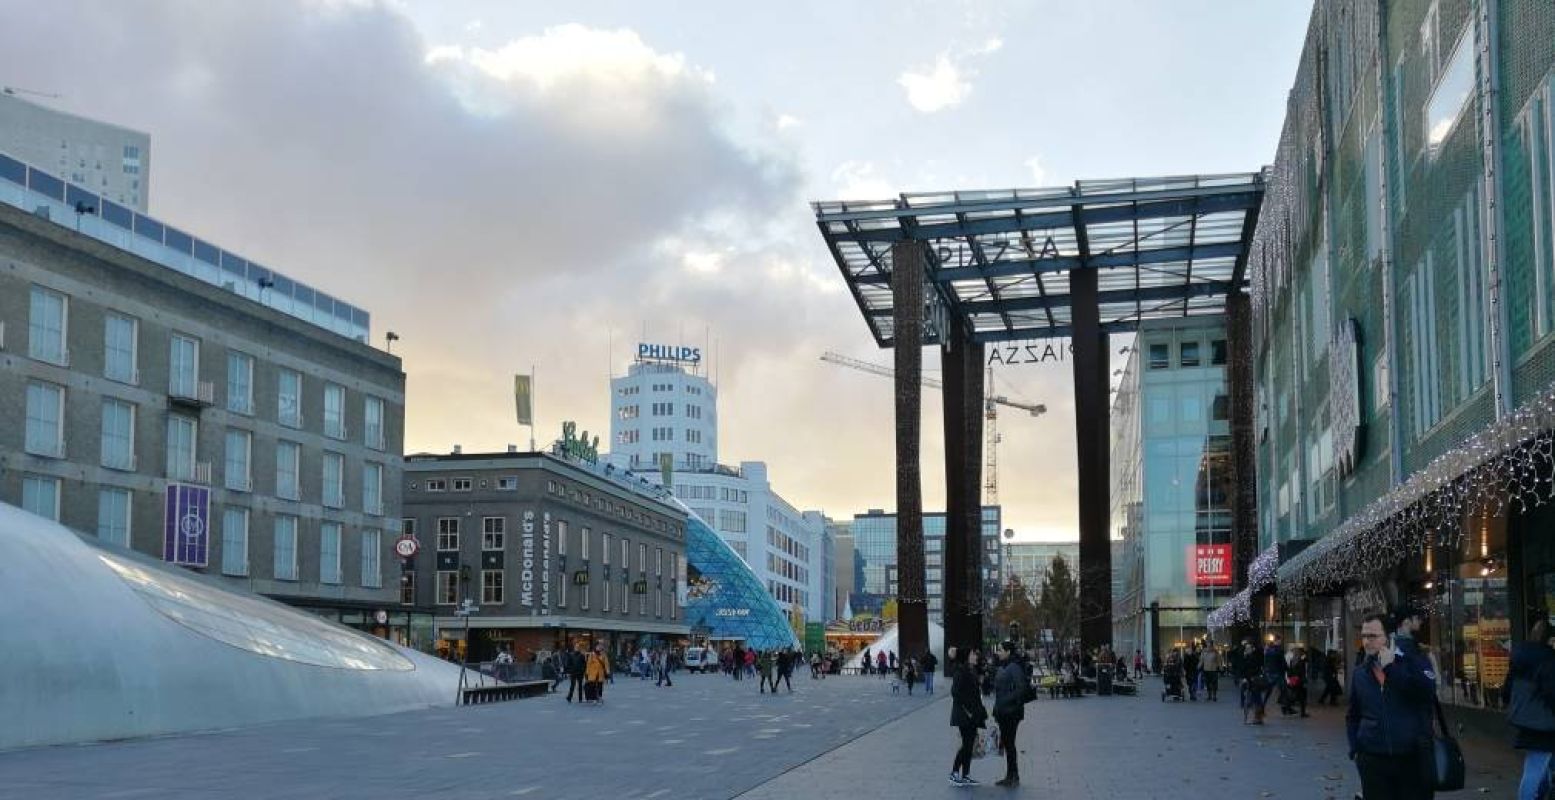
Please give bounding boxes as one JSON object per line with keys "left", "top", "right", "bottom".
{"left": 948, "top": 647, "right": 988, "bottom": 787}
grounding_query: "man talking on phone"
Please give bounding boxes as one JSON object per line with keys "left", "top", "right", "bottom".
{"left": 1347, "top": 612, "right": 1437, "bottom": 799}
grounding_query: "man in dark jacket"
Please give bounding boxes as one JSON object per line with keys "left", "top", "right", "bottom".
{"left": 1503, "top": 620, "right": 1555, "bottom": 799}
{"left": 1347, "top": 612, "right": 1436, "bottom": 799}
{"left": 921, "top": 650, "right": 939, "bottom": 695}
{"left": 992, "top": 641, "right": 1027, "bottom": 787}
{"left": 565, "top": 645, "right": 587, "bottom": 703}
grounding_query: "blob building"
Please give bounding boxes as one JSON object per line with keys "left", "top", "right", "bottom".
{"left": 678, "top": 501, "right": 801, "bottom": 651}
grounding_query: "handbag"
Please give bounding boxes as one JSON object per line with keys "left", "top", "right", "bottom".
{"left": 976, "top": 724, "right": 1000, "bottom": 759}
{"left": 1430, "top": 696, "right": 1466, "bottom": 791}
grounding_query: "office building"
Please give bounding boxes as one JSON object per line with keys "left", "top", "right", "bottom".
{"left": 1004, "top": 541, "right": 1079, "bottom": 592}
{"left": 0, "top": 152, "right": 407, "bottom": 639}
{"left": 1, "top": 92, "right": 151, "bottom": 212}
{"left": 849, "top": 506, "right": 1003, "bottom": 622}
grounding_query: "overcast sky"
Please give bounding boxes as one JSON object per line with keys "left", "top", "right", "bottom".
{"left": 1, "top": 0, "right": 1312, "bottom": 541}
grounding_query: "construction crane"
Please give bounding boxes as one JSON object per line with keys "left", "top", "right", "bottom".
{"left": 2, "top": 85, "right": 62, "bottom": 100}
{"left": 819, "top": 351, "right": 1046, "bottom": 505}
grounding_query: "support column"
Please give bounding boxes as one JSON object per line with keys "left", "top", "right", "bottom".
{"left": 942, "top": 320, "right": 984, "bottom": 666}
{"left": 1070, "top": 266, "right": 1112, "bottom": 652}
{"left": 892, "top": 241, "right": 929, "bottom": 661}
{"left": 1227, "top": 290, "right": 1260, "bottom": 645}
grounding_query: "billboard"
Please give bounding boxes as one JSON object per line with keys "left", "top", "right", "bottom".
{"left": 163, "top": 483, "right": 210, "bottom": 567}
{"left": 1190, "top": 543, "right": 1233, "bottom": 587}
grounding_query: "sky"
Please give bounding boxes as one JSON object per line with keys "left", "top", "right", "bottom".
{"left": 0, "top": 0, "right": 1313, "bottom": 542}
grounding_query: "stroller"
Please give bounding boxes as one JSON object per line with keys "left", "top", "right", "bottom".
{"left": 1161, "top": 660, "right": 1185, "bottom": 702}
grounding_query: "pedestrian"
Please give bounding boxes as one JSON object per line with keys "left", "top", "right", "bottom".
{"left": 890, "top": 651, "right": 899, "bottom": 676}
{"left": 1347, "top": 612, "right": 1435, "bottom": 799}
{"left": 585, "top": 644, "right": 610, "bottom": 704}
{"left": 877, "top": 650, "right": 889, "bottom": 678}
{"left": 905, "top": 658, "right": 919, "bottom": 695}
{"left": 1200, "top": 642, "right": 1221, "bottom": 701}
{"left": 811, "top": 651, "right": 821, "bottom": 680}
{"left": 861, "top": 647, "right": 872, "bottom": 676}
{"left": 566, "top": 644, "right": 587, "bottom": 704}
{"left": 758, "top": 650, "right": 776, "bottom": 694}
{"left": 1184, "top": 644, "right": 1201, "bottom": 701}
{"left": 1319, "top": 649, "right": 1344, "bottom": 705}
{"left": 991, "top": 641, "right": 1028, "bottom": 787}
{"left": 949, "top": 647, "right": 987, "bottom": 787}
{"left": 656, "top": 648, "right": 674, "bottom": 687}
{"left": 777, "top": 649, "right": 794, "bottom": 692}
{"left": 1504, "top": 619, "right": 1555, "bottom": 800}
{"left": 922, "top": 649, "right": 939, "bottom": 695}
{"left": 732, "top": 645, "right": 745, "bottom": 680}
{"left": 1262, "top": 634, "right": 1286, "bottom": 716}
{"left": 1134, "top": 649, "right": 1146, "bottom": 679}
{"left": 1285, "top": 647, "right": 1309, "bottom": 718}
{"left": 1238, "top": 639, "right": 1265, "bottom": 725}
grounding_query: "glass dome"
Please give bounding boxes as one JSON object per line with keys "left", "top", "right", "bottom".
{"left": 677, "top": 502, "right": 801, "bottom": 651}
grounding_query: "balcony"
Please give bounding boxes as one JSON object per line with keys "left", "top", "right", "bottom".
{"left": 169, "top": 379, "right": 216, "bottom": 410}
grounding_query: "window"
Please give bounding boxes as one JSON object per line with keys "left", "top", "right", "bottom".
{"left": 437, "top": 517, "right": 460, "bottom": 551}
{"left": 320, "top": 522, "right": 342, "bottom": 584}
{"left": 276, "top": 440, "right": 301, "bottom": 500}
{"left": 1212, "top": 393, "right": 1231, "bottom": 422}
{"left": 718, "top": 509, "right": 747, "bottom": 533}
{"left": 362, "top": 462, "right": 383, "bottom": 515}
{"left": 1210, "top": 339, "right": 1228, "bottom": 366}
{"left": 1180, "top": 341, "right": 1200, "bottom": 368}
{"left": 323, "top": 383, "right": 347, "bottom": 440}
{"left": 1425, "top": 27, "right": 1476, "bottom": 159}
{"left": 361, "top": 529, "right": 381, "bottom": 588}
{"left": 436, "top": 571, "right": 459, "bottom": 605}
{"left": 277, "top": 369, "right": 302, "bottom": 428}
{"left": 1455, "top": 184, "right": 1491, "bottom": 397}
{"left": 401, "top": 569, "right": 416, "bottom": 605}
{"left": 227, "top": 352, "right": 254, "bottom": 415}
{"left": 1148, "top": 343, "right": 1170, "bottom": 369}
{"left": 25, "top": 381, "right": 65, "bottom": 457}
{"left": 556, "top": 520, "right": 569, "bottom": 608}
{"left": 104, "top": 314, "right": 138, "bottom": 384}
{"left": 21, "top": 475, "right": 61, "bottom": 520}
{"left": 224, "top": 429, "right": 252, "bottom": 491}
{"left": 452, "top": 477, "right": 473, "bottom": 492}
{"left": 1407, "top": 256, "right": 1444, "bottom": 437}
{"left": 166, "top": 414, "right": 198, "bottom": 482}
{"left": 322, "top": 452, "right": 344, "bottom": 509}
{"left": 169, "top": 334, "right": 200, "bottom": 398}
{"left": 482, "top": 570, "right": 504, "bottom": 604}
{"left": 97, "top": 488, "right": 132, "bottom": 547}
{"left": 425, "top": 478, "right": 447, "bottom": 492}
{"left": 497, "top": 476, "right": 518, "bottom": 491}
{"left": 581, "top": 527, "right": 591, "bottom": 560}
{"left": 273, "top": 516, "right": 299, "bottom": 581}
{"left": 221, "top": 507, "right": 249, "bottom": 576}
{"left": 1522, "top": 79, "right": 1555, "bottom": 338}
{"left": 483, "top": 517, "right": 505, "bottom": 550}
{"left": 603, "top": 533, "right": 613, "bottom": 612}
{"left": 28, "top": 286, "right": 67, "bottom": 365}
{"left": 364, "top": 396, "right": 385, "bottom": 450}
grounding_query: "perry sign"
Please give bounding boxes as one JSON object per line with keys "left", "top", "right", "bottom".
{"left": 1190, "top": 544, "right": 1233, "bottom": 587}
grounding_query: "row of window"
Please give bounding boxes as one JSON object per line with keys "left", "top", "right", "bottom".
{"left": 675, "top": 484, "right": 749, "bottom": 504}
{"left": 766, "top": 580, "right": 807, "bottom": 609}
{"left": 16, "top": 476, "right": 381, "bottom": 586}
{"left": 544, "top": 478, "right": 677, "bottom": 535}
{"left": 26, "top": 286, "right": 389, "bottom": 447}
{"left": 22, "top": 383, "right": 385, "bottom": 510}
{"left": 419, "top": 475, "right": 519, "bottom": 492}
{"left": 1146, "top": 338, "right": 1228, "bottom": 370}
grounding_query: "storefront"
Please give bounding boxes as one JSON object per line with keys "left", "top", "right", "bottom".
{"left": 289, "top": 602, "right": 436, "bottom": 654}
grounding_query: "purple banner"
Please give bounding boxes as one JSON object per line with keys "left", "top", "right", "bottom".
{"left": 163, "top": 483, "right": 210, "bottom": 567}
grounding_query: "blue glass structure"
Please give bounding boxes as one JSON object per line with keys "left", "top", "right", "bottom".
{"left": 677, "top": 502, "right": 800, "bottom": 650}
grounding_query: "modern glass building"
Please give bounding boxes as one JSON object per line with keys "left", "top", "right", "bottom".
{"left": 849, "top": 507, "right": 1002, "bottom": 622}
{"left": 1111, "top": 318, "right": 1235, "bottom": 660}
{"left": 1224, "top": 0, "right": 1555, "bottom": 718}
{"left": 680, "top": 502, "right": 801, "bottom": 651}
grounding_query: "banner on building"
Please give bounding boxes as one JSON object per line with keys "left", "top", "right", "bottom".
{"left": 163, "top": 483, "right": 210, "bottom": 567}
{"left": 514, "top": 374, "right": 533, "bottom": 426}
{"left": 1190, "top": 543, "right": 1233, "bottom": 587}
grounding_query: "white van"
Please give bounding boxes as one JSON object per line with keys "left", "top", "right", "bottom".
{"left": 684, "top": 647, "right": 718, "bottom": 673}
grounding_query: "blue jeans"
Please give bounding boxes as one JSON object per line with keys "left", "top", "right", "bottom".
{"left": 924, "top": 671, "right": 935, "bottom": 694}
{"left": 1520, "top": 750, "right": 1552, "bottom": 800}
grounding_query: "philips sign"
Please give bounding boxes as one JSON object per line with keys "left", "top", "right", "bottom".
{"left": 638, "top": 343, "right": 702, "bottom": 363}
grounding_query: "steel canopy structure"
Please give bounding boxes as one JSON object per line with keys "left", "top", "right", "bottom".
{"left": 813, "top": 173, "right": 1266, "bottom": 659}
{"left": 814, "top": 173, "right": 1265, "bottom": 346}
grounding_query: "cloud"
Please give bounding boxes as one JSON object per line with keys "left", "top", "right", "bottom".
{"left": 776, "top": 113, "right": 802, "bottom": 130}
{"left": 1024, "top": 155, "right": 1048, "bottom": 186}
{"left": 898, "top": 54, "right": 969, "bottom": 113}
{"left": 830, "top": 160, "right": 896, "bottom": 201}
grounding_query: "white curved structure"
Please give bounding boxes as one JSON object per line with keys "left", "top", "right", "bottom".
{"left": 0, "top": 502, "right": 462, "bottom": 750}
{"left": 843, "top": 621, "right": 945, "bottom": 669}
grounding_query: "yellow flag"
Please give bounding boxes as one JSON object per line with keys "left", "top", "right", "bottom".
{"left": 514, "top": 374, "right": 533, "bottom": 426}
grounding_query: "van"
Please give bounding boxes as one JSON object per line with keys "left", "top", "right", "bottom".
{"left": 684, "top": 646, "right": 718, "bottom": 673}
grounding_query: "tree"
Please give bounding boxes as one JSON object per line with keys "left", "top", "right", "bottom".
{"left": 1036, "top": 554, "right": 1081, "bottom": 650}
{"left": 881, "top": 597, "right": 899, "bottom": 622}
{"left": 989, "top": 575, "right": 1040, "bottom": 644}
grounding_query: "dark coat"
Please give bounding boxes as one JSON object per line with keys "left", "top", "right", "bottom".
{"left": 567, "top": 650, "right": 586, "bottom": 677}
{"left": 993, "top": 660, "right": 1027, "bottom": 721}
{"left": 1345, "top": 652, "right": 1435, "bottom": 757}
{"left": 950, "top": 666, "right": 986, "bottom": 728}
{"left": 1503, "top": 641, "right": 1555, "bottom": 751}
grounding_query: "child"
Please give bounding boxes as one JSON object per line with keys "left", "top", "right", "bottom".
{"left": 905, "top": 658, "right": 920, "bottom": 695}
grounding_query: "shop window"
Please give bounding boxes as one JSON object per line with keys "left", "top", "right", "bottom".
{"left": 1429, "top": 509, "right": 1509, "bottom": 710}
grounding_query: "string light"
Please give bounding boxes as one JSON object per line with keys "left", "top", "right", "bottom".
{"left": 1206, "top": 544, "right": 1279, "bottom": 631}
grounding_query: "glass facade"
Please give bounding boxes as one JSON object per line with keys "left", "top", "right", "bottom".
{"left": 1112, "top": 321, "right": 1234, "bottom": 658}
{"left": 679, "top": 503, "right": 799, "bottom": 650}
{"left": 848, "top": 506, "right": 1001, "bottom": 621}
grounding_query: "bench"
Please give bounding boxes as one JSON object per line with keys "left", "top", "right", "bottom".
{"left": 459, "top": 680, "right": 550, "bottom": 705}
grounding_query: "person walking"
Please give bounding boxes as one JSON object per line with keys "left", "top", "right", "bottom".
{"left": 1134, "top": 649, "right": 1146, "bottom": 679}
{"left": 1286, "top": 647, "right": 1309, "bottom": 718}
{"left": 566, "top": 645, "right": 587, "bottom": 704}
{"left": 861, "top": 647, "right": 872, "bottom": 676}
{"left": 1318, "top": 649, "right": 1344, "bottom": 705}
{"left": 1504, "top": 620, "right": 1555, "bottom": 800}
{"left": 992, "top": 641, "right": 1027, "bottom": 787}
{"left": 1238, "top": 639, "right": 1265, "bottom": 725}
{"left": 777, "top": 649, "right": 795, "bottom": 693}
{"left": 1262, "top": 635, "right": 1287, "bottom": 716}
{"left": 1184, "top": 645, "right": 1201, "bottom": 701}
{"left": 922, "top": 649, "right": 939, "bottom": 695}
{"left": 877, "top": 650, "right": 889, "bottom": 678}
{"left": 904, "top": 658, "right": 920, "bottom": 695}
{"left": 1200, "top": 642, "right": 1222, "bottom": 701}
{"left": 744, "top": 647, "right": 757, "bottom": 678}
{"left": 656, "top": 648, "right": 674, "bottom": 687}
{"left": 811, "top": 651, "right": 822, "bottom": 680}
{"left": 1346, "top": 612, "right": 1436, "bottom": 799}
{"left": 758, "top": 650, "right": 776, "bottom": 694}
{"left": 585, "top": 644, "right": 610, "bottom": 704}
{"left": 949, "top": 648, "right": 987, "bottom": 787}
